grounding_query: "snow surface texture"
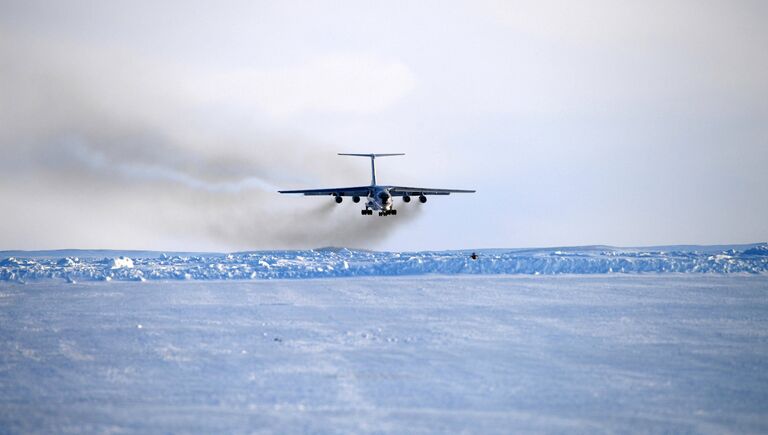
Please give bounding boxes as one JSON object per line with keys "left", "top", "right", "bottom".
{"left": 1, "top": 275, "right": 767, "bottom": 433}
{"left": 1, "top": 244, "right": 767, "bottom": 282}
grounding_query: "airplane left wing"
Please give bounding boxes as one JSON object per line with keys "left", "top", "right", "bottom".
{"left": 278, "top": 186, "right": 372, "bottom": 196}
{"left": 388, "top": 186, "right": 476, "bottom": 196}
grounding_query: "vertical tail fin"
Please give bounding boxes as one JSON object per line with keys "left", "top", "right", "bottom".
{"left": 338, "top": 153, "right": 405, "bottom": 186}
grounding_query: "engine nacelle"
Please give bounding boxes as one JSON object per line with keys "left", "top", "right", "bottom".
{"left": 419, "top": 195, "right": 427, "bottom": 203}
{"left": 335, "top": 195, "right": 343, "bottom": 204}
{"left": 403, "top": 195, "right": 411, "bottom": 203}
{"left": 352, "top": 196, "right": 361, "bottom": 203}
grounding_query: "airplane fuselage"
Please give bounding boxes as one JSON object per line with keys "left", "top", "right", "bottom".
{"left": 368, "top": 187, "right": 393, "bottom": 211}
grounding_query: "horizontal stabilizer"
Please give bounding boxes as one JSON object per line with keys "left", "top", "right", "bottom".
{"left": 338, "top": 153, "right": 405, "bottom": 158}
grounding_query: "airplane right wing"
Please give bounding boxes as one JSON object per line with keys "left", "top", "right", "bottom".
{"left": 278, "top": 186, "right": 372, "bottom": 196}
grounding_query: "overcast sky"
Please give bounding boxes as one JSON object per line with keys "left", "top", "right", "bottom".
{"left": 1, "top": 0, "right": 766, "bottom": 251}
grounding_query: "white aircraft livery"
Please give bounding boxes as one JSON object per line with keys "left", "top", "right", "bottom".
{"left": 279, "top": 153, "right": 476, "bottom": 216}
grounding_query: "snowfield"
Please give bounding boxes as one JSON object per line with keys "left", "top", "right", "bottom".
{"left": 1, "top": 244, "right": 767, "bottom": 282}
{"left": 1, "top": 273, "right": 767, "bottom": 433}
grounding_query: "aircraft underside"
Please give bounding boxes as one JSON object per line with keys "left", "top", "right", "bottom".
{"left": 339, "top": 192, "right": 427, "bottom": 216}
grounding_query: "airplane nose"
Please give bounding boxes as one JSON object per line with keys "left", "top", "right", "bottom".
{"left": 378, "top": 191, "right": 390, "bottom": 201}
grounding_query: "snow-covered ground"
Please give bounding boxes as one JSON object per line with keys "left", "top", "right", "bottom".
{"left": 2, "top": 244, "right": 767, "bottom": 282}
{"left": 1, "top": 274, "right": 767, "bottom": 433}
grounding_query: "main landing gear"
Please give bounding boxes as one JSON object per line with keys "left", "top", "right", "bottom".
{"left": 361, "top": 209, "right": 396, "bottom": 216}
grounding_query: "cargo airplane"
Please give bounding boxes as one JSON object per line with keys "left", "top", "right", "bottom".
{"left": 279, "top": 153, "right": 475, "bottom": 216}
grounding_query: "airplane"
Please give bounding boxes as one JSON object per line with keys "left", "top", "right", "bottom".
{"left": 279, "top": 153, "right": 475, "bottom": 216}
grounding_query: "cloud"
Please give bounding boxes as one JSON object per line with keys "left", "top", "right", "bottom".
{"left": 461, "top": 0, "right": 768, "bottom": 116}
{"left": 0, "top": 33, "right": 420, "bottom": 251}
{"left": 182, "top": 54, "right": 417, "bottom": 117}
{"left": 1, "top": 1, "right": 766, "bottom": 251}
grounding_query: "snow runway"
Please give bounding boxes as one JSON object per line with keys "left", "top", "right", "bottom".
{"left": 1, "top": 275, "right": 767, "bottom": 433}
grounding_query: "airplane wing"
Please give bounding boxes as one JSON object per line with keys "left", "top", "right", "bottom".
{"left": 278, "top": 186, "right": 372, "bottom": 196}
{"left": 387, "top": 186, "right": 476, "bottom": 196}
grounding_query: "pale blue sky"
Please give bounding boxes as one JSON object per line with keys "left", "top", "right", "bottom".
{"left": 1, "top": 0, "right": 766, "bottom": 251}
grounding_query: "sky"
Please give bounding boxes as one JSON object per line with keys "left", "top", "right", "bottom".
{"left": 1, "top": 0, "right": 766, "bottom": 251}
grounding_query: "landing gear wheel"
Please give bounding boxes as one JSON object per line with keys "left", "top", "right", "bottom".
{"left": 361, "top": 210, "right": 367, "bottom": 215}
{"left": 391, "top": 210, "right": 397, "bottom": 216}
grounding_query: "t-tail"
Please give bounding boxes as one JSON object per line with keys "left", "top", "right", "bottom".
{"left": 338, "top": 153, "right": 404, "bottom": 186}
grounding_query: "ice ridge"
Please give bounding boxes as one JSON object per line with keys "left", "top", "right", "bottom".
{"left": 1, "top": 245, "right": 767, "bottom": 282}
